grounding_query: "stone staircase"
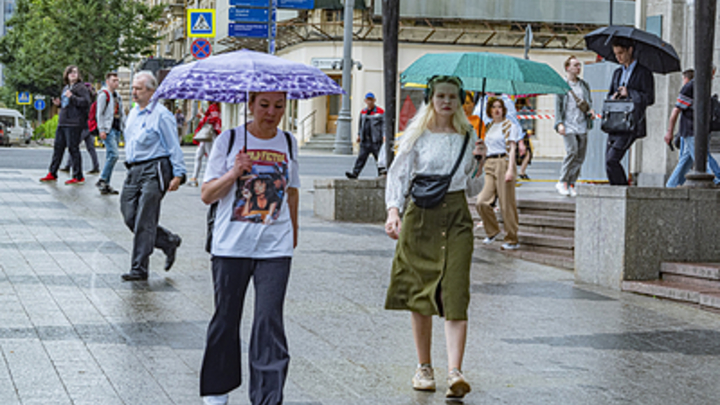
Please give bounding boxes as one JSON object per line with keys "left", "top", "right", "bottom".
{"left": 302, "top": 133, "right": 336, "bottom": 152}
{"left": 622, "top": 263, "right": 720, "bottom": 309}
{"left": 471, "top": 199, "right": 575, "bottom": 270}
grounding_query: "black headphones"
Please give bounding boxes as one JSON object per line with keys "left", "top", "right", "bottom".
{"left": 424, "top": 75, "right": 466, "bottom": 104}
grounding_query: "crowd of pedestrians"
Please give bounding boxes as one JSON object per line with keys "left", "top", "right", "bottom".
{"left": 26, "top": 35, "right": 720, "bottom": 405}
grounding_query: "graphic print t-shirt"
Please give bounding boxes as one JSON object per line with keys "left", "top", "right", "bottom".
{"left": 204, "top": 125, "right": 300, "bottom": 258}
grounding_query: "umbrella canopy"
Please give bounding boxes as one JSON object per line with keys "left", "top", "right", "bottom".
{"left": 584, "top": 26, "right": 681, "bottom": 74}
{"left": 400, "top": 52, "right": 570, "bottom": 95}
{"left": 152, "top": 49, "right": 345, "bottom": 103}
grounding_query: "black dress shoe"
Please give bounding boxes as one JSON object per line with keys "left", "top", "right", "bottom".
{"left": 121, "top": 271, "right": 148, "bottom": 281}
{"left": 345, "top": 171, "right": 358, "bottom": 179}
{"left": 164, "top": 236, "right": 182, "bottom": 271}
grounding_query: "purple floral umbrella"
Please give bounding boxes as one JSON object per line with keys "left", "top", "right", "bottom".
{"left": 151, "top": 49, "right": 345, "bottom": 103}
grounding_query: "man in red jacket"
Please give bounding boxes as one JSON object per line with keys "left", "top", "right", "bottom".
{"left": 346, "top": 92, "right": 385, "bottom": 179}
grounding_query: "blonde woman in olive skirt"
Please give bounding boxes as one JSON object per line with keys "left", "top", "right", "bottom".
{"left": 385, "top": 76, "right": 484, "bottom": 400}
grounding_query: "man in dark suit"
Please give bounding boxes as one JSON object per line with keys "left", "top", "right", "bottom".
{"left": 605, "top": 38, "right": 655, "bottom": 185}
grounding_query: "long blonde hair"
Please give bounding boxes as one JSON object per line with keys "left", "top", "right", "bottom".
{"left": 400, "top": 77, "right": 471, "bottom": 153}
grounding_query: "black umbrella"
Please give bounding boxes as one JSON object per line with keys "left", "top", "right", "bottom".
{"left": 584, "top": 26, "right": 681, "bottom": 74}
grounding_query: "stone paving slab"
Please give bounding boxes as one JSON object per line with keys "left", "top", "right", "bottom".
{"left": 2, "top": 166, "right": 720, "bottom": 404}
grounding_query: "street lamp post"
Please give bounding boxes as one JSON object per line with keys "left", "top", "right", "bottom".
{"left": 383, "top": 0, "right": 399, "bottom": 169}
{"left": 333, "top": 0, "right": 355, "bottom": 155}
{"left": 685, "top": 0, "right": 716, "bottom": 187}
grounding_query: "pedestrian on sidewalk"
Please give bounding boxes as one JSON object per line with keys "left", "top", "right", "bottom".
{"left": 189, "top": 102, "right": 222, "bottom": 187}
{"left": 476, "top": 97, "right": 522, "bottom": 250}
{"left": 385, "top": 75, "right": 484, "bottom": 400}
{"left": 175, "top": 107, "right": 185, "bottom": 144}
{"left": 95, "top": 72, "right": 126, "bottom": 195}
{"left": 119, "top": 71, "right": 185, "bottom": 281}
{"left": 199, "top": 91, "right": 299, "bottom": 405}
{"left": 664, "top": 67, "right": 720, "bottom": 187}
{"left": 346, "top": 92, "right": 385, "bottom": 179}
{"left": 60, "top": 82, "right": 100, "bottom": 175}
{"left": 516, "top": 98, "right": 534, "bottom": 180}
{"left": 555, "top": 56, "right": 594, "bottom": 196}
{"left": 40, "top": 65, "right": 92, "bottom": 185}
{"left": 605, "top": 38, "right": 655, "bottom": 185}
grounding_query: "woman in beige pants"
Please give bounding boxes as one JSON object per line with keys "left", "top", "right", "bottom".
{"left": 476, "top": 97, "right": 521, "bottom": 250}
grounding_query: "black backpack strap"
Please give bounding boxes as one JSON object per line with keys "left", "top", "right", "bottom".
{"left": 227, "top": 128, "right": 236, "bottom": 155}
{"left": 283, "top": 131, "right": 294, "bottom": 160}
{"left": 449, "top": 132, "right": 470, "bottom": 178}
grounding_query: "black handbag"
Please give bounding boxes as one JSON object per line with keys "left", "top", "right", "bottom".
{"left": 409, "top": 133, "right": 469, "bottom": 209}
{"left": 601, "top": 98, "right": 636, "bottom": 135}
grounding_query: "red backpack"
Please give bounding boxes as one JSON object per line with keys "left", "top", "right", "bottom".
{"left": 88, "top": 89, "right": 111, "bottom": 135}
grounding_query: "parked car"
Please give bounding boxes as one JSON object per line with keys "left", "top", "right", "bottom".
{"left": 0, "top": 108, "right": 31, "bottom": 146}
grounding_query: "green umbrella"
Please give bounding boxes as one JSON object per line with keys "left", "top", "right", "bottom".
{"left": 400, "top": 52, "right": 570, "bottom": 95}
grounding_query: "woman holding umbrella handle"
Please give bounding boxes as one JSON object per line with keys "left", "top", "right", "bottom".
{"left": 385, "top": 75, "right": 484, "bottom": 400}
{"left": 199, "top": 91, "right": 300, "bottom": 405}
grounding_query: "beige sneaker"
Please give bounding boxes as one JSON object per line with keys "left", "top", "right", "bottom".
{"left": 446, "top": 368, "right": 471, "bottom": 399}
{"left": 412, "top": 364, "right": 436, "bottom": 391}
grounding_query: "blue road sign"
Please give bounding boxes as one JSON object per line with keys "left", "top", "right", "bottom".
{"left": 34, "top": 99, "right": 46, "bottom": 111}
{"left": 191, "top": 38, "right": 212, "bottom": 60}
{"left": 188, "top": 9, "right": 216, "bottom": 37}
{"left": 229, "top": 7, "right": 269, "bottom": 23}
{"left": 278, "top": 0, "right": 314, "bottom": 9}
{"left": 16, "top": 92, "right": 31, "bottom": 105}
{"left": 229, "top": 23, "right": 268, "bottom": 38}
{"left": 230, "top": 0, "right": 269, "bottom": 6}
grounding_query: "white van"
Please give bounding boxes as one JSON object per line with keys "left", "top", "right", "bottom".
{"left": 0, "top": 108, "right": 32, "bottom": 146}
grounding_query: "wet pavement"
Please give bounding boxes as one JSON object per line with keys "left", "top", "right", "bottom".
{"left": 2, "top": 150, "right": 720, "bottom": 404}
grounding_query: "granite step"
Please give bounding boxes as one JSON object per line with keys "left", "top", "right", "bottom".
{"left": 622, "top": 279, "right": 720, "bottom": 310}
{"left": 479, "top": 242, "right": 574, "bottom": 270}
{"left": 661, "top": 262, "right": 720, "bottom": 280}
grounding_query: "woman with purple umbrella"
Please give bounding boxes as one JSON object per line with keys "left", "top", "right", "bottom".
{"left": 153, "top": 50, "right": 343, "bottom": 405}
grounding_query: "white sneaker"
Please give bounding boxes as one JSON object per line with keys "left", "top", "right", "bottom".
{"left": 556, "top": 182, "right": 570, "bottom": 196}
{"left": 483, "top": 234, "right": 499, "bottom": 244}
{"left": 568, "top": 184, "right": 577, "bottom": 197}
{"left": 412, "top": 364, "right": 436, "bottom": 391}
{"left": 203, "top": 394, "right": 229, "bottom": 405}
{"left": 501, "top": 242, "right": 520, "bottom": 250}
{"left": 446, "top": 368, "right": 471, "bottom": 399}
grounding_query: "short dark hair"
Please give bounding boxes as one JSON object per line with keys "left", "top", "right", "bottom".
{"left": 683, "top": 69, "right": 695, "bottom": 81}
{"left": 63, "top": 65, "right": 81, "bottom": 85}
{"left": 486, "top": 97, "right": 507, "bottom": 119}
{"left": 106, "top": 72, "right": 118, "bottom": 80}
{"left": 564, "top": 55, "right": 578, "bottom": 70}
{"left": 611, "top": 37, "right": 634, "bottom": 50}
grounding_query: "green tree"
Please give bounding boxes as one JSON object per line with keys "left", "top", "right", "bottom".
{"left": 0, "top": 0, "right": 164, "bottom": 97}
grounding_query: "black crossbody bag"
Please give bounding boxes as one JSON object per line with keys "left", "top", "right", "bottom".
{"left": 205, "top": 129, "right": 294, "bottom": 253}
{"left": 409, "top": 133, "right": 469, "bottom": 209}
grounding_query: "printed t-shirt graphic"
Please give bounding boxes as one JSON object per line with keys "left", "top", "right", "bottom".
{"left": 231, "top": 148, "right": 289, "bottom": 224}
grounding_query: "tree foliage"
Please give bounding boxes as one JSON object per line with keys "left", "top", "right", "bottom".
{"left": 0, "top": 0, "right": 164, "bottom": 96}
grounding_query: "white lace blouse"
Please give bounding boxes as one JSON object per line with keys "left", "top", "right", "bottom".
{"left": 386, "top": 129, "right": 483, "bottom": 211}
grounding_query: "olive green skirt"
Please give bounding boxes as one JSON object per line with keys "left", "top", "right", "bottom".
{"left": 385, "top": 191, "right": 474, "bottom": 321}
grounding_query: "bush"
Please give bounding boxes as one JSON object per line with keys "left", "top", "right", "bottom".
{"left": 38, "top": 115, "right": 59, "bottom": 139}
{"left": 182, "top": 133, "right": 194, "bottom": 145}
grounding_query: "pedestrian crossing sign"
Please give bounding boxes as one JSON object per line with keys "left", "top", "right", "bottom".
{"left": 188, "top": 9, "right": 215, "bottom": 38}
{"left": 16, "top": 91, "right": 31, "bottom": 105}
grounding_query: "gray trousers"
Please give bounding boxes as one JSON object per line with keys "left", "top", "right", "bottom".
{"left": 120, "top": 158, "right": 178, "bottom": 275}
{"left": 200, "top": 256, "right": 291, "bottom": 404}
{"left": 559, "top": 132, "right": 588, "bottom": 185}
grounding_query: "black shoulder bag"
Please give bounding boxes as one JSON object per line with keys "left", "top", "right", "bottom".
{"left": 205, "top": 130, "right": 294, "bottom": 253}
{"left": 409, "top": 133, "right": 469, "bottom": 209}
{"left": 601, "top": 98, "right": 636, "bottom": 135}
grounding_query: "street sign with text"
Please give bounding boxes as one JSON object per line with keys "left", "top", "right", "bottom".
{"left": 188, "top": 9, "right": 216, "bottom": 37}
{"left": 230, "top": 0, "right": 270, "bottom": 6}
{"left": 278, "top": 0, "right": 313, "bottom": 9}
{"left": 229, "top": 7, "right": 269, "bottom": 23}
{"left": 229, "top": 23, "right": 268, "bottom": 38}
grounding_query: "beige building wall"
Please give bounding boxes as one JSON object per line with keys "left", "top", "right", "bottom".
{"left": 279, "top": 41, "right": 594, "bottom": 158}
